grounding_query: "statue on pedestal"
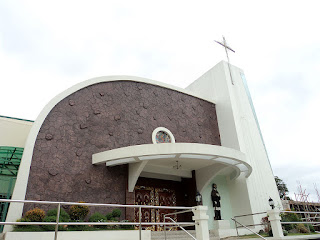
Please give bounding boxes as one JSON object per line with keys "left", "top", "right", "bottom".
{"left": 211, "top": 183, "right": 221, "bottom": 220}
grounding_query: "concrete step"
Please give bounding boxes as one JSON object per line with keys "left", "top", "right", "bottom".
{"left": 151, "top": 230, "right": 230, "bottom": 240}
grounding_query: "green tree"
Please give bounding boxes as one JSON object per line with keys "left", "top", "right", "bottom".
{"left": 275, "top": 176, "right": 289, "bottom": 199}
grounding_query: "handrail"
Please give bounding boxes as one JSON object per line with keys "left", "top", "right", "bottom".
{"left": 0, "top": 199, "right": 196, "bottom": 240}
{"left": 233, "top": 211, "right": 267, "bottom": 236}
{"left": 301, "top": 217, "right": 320, "bottom": 220}
{"left": 233, "top": 211, "right": 267, "bottom": 218}
{"left": 163, "top": 209, "right": 196, "bottom": 240}
{"left": 54, "top": 203, "right": 60, "bottom": 240}
{"left": 0, "top": 221, "right": 194, "bottom": 226}
{"left": 164, "top": 209, "right": 193, "bottom": 217}
{"left": 231, "top": 218, "right": 267, "bottom": 240}
{"left": 164, "top": 216, "right": 196, "bottom": 240}
{"left": 281, "top": 210, "right": 320, "bottom": 214}
{"left": 280, "top": 210, "right": 320, "bottom": 229}
{"left": 281, "top": 221, "right": 320, "bottom": 224}
{"left": 0, "top": 199, "right": 194, "bottom": 210}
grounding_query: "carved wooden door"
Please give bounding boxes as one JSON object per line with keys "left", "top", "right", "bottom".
{"left": 155, "top": 188, "right": 177, "bottom": 231}
{"left": 134, "top": 186, "right": 155, "bottom": 230}
{"left": 134, "top": 186, "right": 177, "bottom": 231}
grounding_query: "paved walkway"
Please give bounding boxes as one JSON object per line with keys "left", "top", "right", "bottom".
{"left": 240, "top": 234, "right": 320, "bottom": 240}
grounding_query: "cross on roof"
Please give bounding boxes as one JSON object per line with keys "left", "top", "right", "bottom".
{"left": 215, "top": 36, "right": 235, "bottom": 85}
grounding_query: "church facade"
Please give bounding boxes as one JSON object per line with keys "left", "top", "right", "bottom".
{"left": 4, "top": 61, "right": 281, "bottom": 231}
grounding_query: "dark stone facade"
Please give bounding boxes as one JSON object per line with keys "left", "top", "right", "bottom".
{"left": 25, "top": 80, "right": 221, "bottom": 214}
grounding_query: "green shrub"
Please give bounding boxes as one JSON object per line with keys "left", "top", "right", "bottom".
{"left": 283, "top": 229, "right": 288, "bottom": 236}
{"left": 16, "top": 217, "right": 27, "bottom": 223}
{"left": 106, "top": 220, "right": 119, "bottom": 230}
{"left": 281, "top": 211, "right": 301, "bottom": 231}
{"left": 112, "top": 209, "right": 121, "bottom": 218}
{"left": 67, "top": 223, "right": 94, "bottom": 231}
{"left": 89, "top": 212, "right": 108, "bottom": 229}
{"left": 308, "top": 224, "right": 315, "bottom": 232}
{"left": 41, "top": 216, "right": 67, "bottom": 231}
{"left": 69, "top": 202, "right": 89, "bottom": 221}
{"left": 14, "top": 225, "right": 42, "bottom": 232}
{"left": 304, "top": 224, "right": 315, "bottom": 232}
{"left": 47, "top": 208, "right": 70, "bottom": 222}
{"left": 106, "top": 213, "right": 114, "bottom": 220}
{"left": 25, "top": 208, "right": 46, "bottom": 222}
{"left": 13, "top": 218, "right": 42, "bottom": 232}
{"left": 120, "top": 220, "right": 135, "bottom": 230}
{"left": 297, "top": 223, "right": 308, "bottom": 233}
{"left": 89, "top": 212, "right": 107, "bottom": 222}
{"left": 283, "top": 223, "right": 293, "bottom": 231}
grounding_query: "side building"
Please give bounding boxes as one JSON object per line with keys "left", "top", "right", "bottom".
{"left": 0, "top": 115, "right": 33, "bottom": 231}
{"left": 282, "top": 199, "right": 320, "bottom": 230}
{"left": 3, "top": 61, "right": 281, "bottom": 233}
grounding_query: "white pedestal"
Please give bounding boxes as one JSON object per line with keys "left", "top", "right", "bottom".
{"left": 211, "top": 220, "right": 237, "bottom": 239}
{"left": 192, "top": 206, "right": 210, "bottom": 240}
{"left": 267, "top": 209, "right": 284, "bottom": 239}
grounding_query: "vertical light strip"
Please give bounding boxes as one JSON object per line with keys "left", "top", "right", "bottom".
{"left": 240, "top": 72, "right": 273, "bottom": 173}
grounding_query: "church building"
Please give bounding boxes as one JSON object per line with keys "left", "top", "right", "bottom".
{"left": 2, "top": 61, "right": 281, "bottom": 232}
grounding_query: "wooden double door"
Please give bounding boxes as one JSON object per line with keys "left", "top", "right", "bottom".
{"left": 134, "top": 186, "right": 177, "bottom": 231}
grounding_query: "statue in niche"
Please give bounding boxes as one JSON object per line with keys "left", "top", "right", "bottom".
{"left": 211, "top": 183, "right": 221, "bottom": 220}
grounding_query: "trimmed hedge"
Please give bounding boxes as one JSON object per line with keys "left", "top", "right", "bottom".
{"left": 25, "top": 208, "right": 46, "bottom": 222}
{"left": 69, "top": 203, "right": 89, "bottom": 221}
{"left": 47, "top": 208, "right": 70, "bottom": 222}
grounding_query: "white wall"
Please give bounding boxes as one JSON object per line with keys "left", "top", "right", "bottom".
{"left": 187, "top": 62, "right": 240, "bottom": 151}
{"left": 186, "top": 61, "right": 281, "bottom": 227}
{"left": 0, "top": 116, "right": 33, "bottom": 148}
{"left": 3, "top": 230, "right": 151, "bottom": 240}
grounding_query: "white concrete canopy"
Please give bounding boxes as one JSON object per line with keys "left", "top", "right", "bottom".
{"left": 92, "top": 143, "right": 251, "bottom": 192}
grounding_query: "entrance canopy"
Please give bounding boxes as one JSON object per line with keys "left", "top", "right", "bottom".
{"left": 92, "top": 143, "right": 252, "bottom": 192}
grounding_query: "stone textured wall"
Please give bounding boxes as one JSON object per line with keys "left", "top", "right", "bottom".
{"left": 25, "top": 81, "right": 221, "bottom": 210}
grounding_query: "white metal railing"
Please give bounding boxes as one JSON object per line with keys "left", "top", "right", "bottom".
{"left": 163, "top": 209, "right": 196, "bottom": 240}
{"left": 0, "top": 199, "right": 196, "bottom": 240}
{"left": 231, "top": 218, "right": 267, "bottom": 240}
{"left": 280, "top": 210, "right": 320, "bottom": 232}
{"left": 232, "top": 211, "right": 267, "bottom": 237}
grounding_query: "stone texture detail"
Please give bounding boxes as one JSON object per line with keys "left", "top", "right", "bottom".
{"left": 48, "top": 169, "right": 58, "bottom": 176}
{"left": 45, "top": 134, "right": 53, "bottom": 140}
{"left": 25, "top": 81, "right": 221, "bottom": 210}
{"left": 76, "top": 149, "right": 82, "bottom": 156}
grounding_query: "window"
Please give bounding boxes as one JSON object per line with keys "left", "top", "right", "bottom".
{"left": 152, "top": 127, "right": 175, "bottom": 144}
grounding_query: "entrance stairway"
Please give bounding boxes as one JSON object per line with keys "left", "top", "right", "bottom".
{"left": 151, "top": 230, "right": 238, "bottom": 240}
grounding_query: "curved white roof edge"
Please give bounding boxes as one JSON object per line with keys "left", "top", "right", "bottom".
{"left": 92, "top": 143, "right": 252, "bottom": 178}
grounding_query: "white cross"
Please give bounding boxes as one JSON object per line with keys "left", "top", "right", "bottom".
{"left": 215, "top": 36, "right": 235, "bottom": 85}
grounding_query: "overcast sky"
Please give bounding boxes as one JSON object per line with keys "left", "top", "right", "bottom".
{"left": 1, "top": 0, "right": 319, "bottom": 202}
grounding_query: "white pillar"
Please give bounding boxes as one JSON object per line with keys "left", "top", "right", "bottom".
{"left": 192, "top": 206, "right": 210, "bottom": 240}
{"left": 267, "top": 209, "right": 284, "bottom": 239}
